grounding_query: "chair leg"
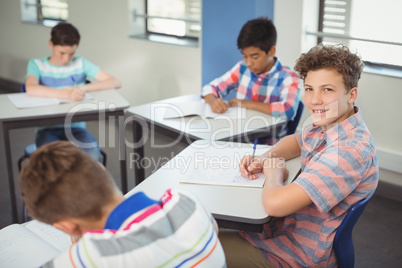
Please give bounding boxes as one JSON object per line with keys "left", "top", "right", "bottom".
{"left": 22, "top": 204, "right": 32, "bottom": 223}
{"left": 101, "top": 150, "right": 107, "bottom": 166}
{"left": 18, "top": 155, "right": 27, "bottom": 172}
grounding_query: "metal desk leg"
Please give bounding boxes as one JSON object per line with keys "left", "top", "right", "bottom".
{"left": 133, "top": 117, "right": 145, "bottom": 185}
{"left": 4, "top": 125, "right": 19, "bottom": 223}
{"left": 118, "top": 115, "right": 128, "bottom": 194}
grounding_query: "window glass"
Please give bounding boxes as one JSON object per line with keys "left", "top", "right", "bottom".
{"left": 319, "top": 0, "right": 402, "bottom": 68}
{"left": 20, "top": 0, "right": 68, "bottom": 26}
{"left": 40, "top": 0, "right": 68, "bottom": 21}
{"left": 146, "top": 0, "right": 200, "bottom": 39}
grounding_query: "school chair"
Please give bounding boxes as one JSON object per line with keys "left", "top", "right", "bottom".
{"left": 333, "top": 195, "right": 373, "bottom": 268}
{"left": 286, "top": 100, "right": 304, "bottom": 135}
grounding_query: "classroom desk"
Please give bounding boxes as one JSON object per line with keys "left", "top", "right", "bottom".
{"left": 126, "top": 140, "right": 301, "bottom": 232}
{"left": 126, "top": 94, "right": 286, "bottom": 185}
{"left": 0, "top": 90, "right": 130, "bottom": 223}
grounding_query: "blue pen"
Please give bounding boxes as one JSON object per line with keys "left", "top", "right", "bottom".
{"left": 216, "top": 85, "right": 223, "bottom": 99}
{"left": 71, "top": 76, "right": 77, "bottom": 87}
{"left": 248, "top": 139, "right": 258, "bottom": 179}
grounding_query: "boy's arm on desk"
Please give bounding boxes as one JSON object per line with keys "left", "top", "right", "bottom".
{"left": 262, "top": 134, "right": 310, "bottom": 217}
{"left": 228, "top": 99, "right": 272, "bottom": 115}
{"left": 25, "top": 75, "right": 84, "bottom": 101}
{"left": 80, "top": 70, "right": 121, "bottom": 92}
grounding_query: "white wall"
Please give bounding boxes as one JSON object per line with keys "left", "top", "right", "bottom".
{"left": 0, "top": 0, "right": 201, "bottom": 105}
{"left": 0, "top": 0, "right": 401, "bottom": 187}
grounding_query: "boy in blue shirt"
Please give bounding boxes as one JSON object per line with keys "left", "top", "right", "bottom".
{"left": 25, "top": 22, "right": 121, "bottom": 162}
{"left": 202, "top": 17, "right": 300, "bottom": 144}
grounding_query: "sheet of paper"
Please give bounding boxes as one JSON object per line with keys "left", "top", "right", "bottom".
{"left": 163, "top": 101, "right": 206, "bottom": 119}
{"left": 8, "top": 93, "right": 59, "bottom": 108}
{"left": 0, "top": 224, "right": 62, "bottom": 268}
{"left": 180, "top": 146, "right": 268, "bottom": 188}
{"left": 204, "top": 105, "right": 246, "bottom": 119}
{"left": 25, "top": 220, "right": 71, "bottom": 252}
{"left": 182, "top": 167, "right": 265, "bottom": 188}
{"left": 7, "top": 93, "right": 94, "bottom": 109}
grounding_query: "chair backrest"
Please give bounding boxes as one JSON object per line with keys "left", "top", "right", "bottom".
{"left": 286, "top": 101, "right": 304, "bottom": 135}
{"left": 334, "top": 195, "right": 372, "bottom": 268}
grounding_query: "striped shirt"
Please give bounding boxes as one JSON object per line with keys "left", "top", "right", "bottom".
{"left": 26, "top": 56, "right": 100, "bottom": 130}
{"left": 42, "top": 189, "right": 226, "bottom": 268}
{"left": 201, "top": 58, "right": 300, "bottom": 121}
{"left": 240, "top": 107, "right": 379, "bottom": 267}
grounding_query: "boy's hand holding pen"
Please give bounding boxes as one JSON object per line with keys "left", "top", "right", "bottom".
{"left": 69, "top": 76, "right": 85, "bottom": 101}
{"left": 248, "top": 140, "right": 258, "bottom": 179}
{"left": 210, "top": 86, "right": 229, "bottom": 113}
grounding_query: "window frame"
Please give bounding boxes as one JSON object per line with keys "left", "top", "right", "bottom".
{"left": 129, "top": 0, "right": 200, "bottom": 47}
{"left": 308, "top": 0, "right": 402, "bottom": 77}
{"left": 20, "top": 0, "right": 68, "bottom": 27}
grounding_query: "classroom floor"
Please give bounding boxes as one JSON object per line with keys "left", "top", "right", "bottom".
{"left": 0, "top": 113, "right": 401, "bottom": 267}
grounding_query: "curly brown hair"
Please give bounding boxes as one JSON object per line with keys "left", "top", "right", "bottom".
{"left": 19, "top": 141, "right": 118, "bottom": 224}
{"left": 294, "top": 44, "right": 364, "bottom": 91}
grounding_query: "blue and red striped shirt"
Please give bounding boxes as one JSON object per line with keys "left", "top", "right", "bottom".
{"left": 241, "top": 107, "right": 379, "bottom": 267}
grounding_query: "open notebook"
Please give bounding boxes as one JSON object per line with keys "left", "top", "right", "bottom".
{"left": 0, "top": 220, "right": 71, "bottom": 267}
{"left": 7, "top": 92, "right": 94, "bottom": 109}
{"left": 163, "top": 101, "right": 246, "bottom": 119}
{"left": 180, "top": 145, "right": 269, "bottom": 188}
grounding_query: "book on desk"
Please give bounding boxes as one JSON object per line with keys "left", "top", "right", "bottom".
{"left": 163, "top": 100, "right": 246, "bottom": 119}
{"left": 0, "top": 220, "right": 71, "bottom": 267}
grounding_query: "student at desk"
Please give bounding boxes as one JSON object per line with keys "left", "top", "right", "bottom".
{"left": 201, "top": 17, "right": 300, "bottom": 144}
{"left": 18, "top": 141, "right": 226, "bottom": 267}
{"left": 219, "top": 44, "right": 379, "bottom": 267}
{"left": 24, "top": 22, "right": 121, "bottom": 162}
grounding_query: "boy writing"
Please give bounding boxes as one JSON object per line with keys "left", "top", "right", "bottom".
{"left": 25, "top": 22, "right": 121, "bottom": 162}
{"left": 202, "top": 17, "right": 300, "bottom": 143}
{"left": 18, "top": 141, "right": 226, "bottom": 267}
{"left": 219, "top": 44, "right": 379, "bottom": 267}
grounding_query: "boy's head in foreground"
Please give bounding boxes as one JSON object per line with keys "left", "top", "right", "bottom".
{"left": 19, "top": 141, "right": 122, "bottom": 236}
{"left": 294, "top": 44, "right": 364, "bottom": 130}
{"left": 237, "top": 17, "right": 277, "bottom": 75}
{"left": 49, "top": 22, "right": 80, "bottom": 66}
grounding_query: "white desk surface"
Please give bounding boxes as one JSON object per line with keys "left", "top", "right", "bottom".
{"left": 0, "top": 90, "right": 130, "bottom": 121}
{"left": 126, "top": 140, "right": 301, "bottom": 225}
{"left": 126, "top": 94, "right": 286, "bottom": 141}
{"left": 1, "top": 89, "right": 130, "bottom": 222}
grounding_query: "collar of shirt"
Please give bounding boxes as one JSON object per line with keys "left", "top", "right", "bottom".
{"left": 322, "top": 106, "right": 362, "bottom": 144}
{"left": 104, "top": 192, "right": 160, "bottom": 230}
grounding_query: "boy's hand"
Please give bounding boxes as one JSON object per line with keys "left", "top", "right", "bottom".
{"left": 65, "top": 87, "right": 85, "bottom": 101}
{"left": 211, "top": 98, "right": 229, "bottom": 113}
{"left": 239, "top": 155, "right": 265, "bottom": 179}
{"left": 262, "top": 158, "right": 289, "bottom": 183}
{"left": 70, "top": 235, "right": 79, "bottom": 244}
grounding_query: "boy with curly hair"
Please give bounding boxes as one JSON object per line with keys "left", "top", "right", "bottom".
{"left": 219, "top": 44, "right": 379, "bottom": 267}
